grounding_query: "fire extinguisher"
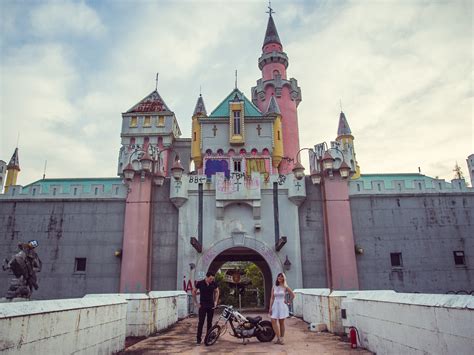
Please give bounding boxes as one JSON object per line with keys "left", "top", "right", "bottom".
{"left": 349, "top": 326, "right": 359, "bottom": 349}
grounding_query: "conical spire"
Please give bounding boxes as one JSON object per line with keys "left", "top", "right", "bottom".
{"left": 193, "top": 94, "right": 207, "bottom": 116}
{"left": 266, "top": 95, "right": 281, "bottom": 114}
{"left": 263, "top": 13, "right": 281, "bottom": 48}
{"left": 7, "top": 148, "right": 20, "bottom": 170}
{"left": 337, "top": 111, "right": 352, "bottom": 136}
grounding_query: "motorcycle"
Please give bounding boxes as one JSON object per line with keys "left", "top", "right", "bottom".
{"left": 204, "top": 305, "right": 275, "bottom": 346}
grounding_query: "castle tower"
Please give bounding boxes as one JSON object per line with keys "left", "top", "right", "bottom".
{"left": 467, "top": 154, "right": 474, "bottom": 187}
{"left": 191, "top": 94, "right": 207, "bottom": 170}
{"left": 252, "top": 10, "right": 302, "bottom": 173}
{"left": 4, "top": 148, "right": 20, "bottom": 193}
{"left": 0, "top": 160, "right": 6, "bottom": 193}
{"left": 336, "top": 111, "right": 360, "bottom": 179}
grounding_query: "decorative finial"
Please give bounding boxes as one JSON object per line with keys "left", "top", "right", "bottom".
{"left": 199, "top": 85, "right": 202, "bottom": 96}
{"left": 43, "top": 160, "right": 47, "bottom": 180}
{"left": 340, "top": 99, "right": 343, "bottom": 112}
{"left": 16, "top": 132, "right": 20, "bottom": 148}
{"left": 266, "top": 1, "right": 275, "bottom": 16}
{"left": 155, "top": 73, "right": 159, "bottom": 90}
{"left": 235, "top": 70, "right": 238, "bottom": 89}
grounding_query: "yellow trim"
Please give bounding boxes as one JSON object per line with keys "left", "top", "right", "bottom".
{"left": 4, "top": 168, "right": 19, "bottom": 193}
{"left": 191, "top": 115, "right": 202, "bottom": 168}
{"left": 130, "top": 116, "right": 138, "bottom": 127}
{"left": 158, "top": 116, "right": 165, "bottom": 126}
{"left": 272, "top": 115, "right": 283, "bottom": 168}
{"left": 229, "top": 102, "right": 245, "bottom": 145}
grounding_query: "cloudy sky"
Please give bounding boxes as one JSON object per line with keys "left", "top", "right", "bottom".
{"left": 0, "top": 0, "right": 472, "bottom": 186}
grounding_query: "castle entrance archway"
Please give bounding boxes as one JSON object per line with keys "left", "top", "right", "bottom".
{"left": 194, "top": 236, "right": 283, "bottom": 309}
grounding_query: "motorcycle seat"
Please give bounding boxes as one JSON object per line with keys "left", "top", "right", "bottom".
{"left": 246, "top": 316, "right": 262, "bottom": 324}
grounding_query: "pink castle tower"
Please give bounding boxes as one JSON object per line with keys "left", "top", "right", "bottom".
{"left": 252, "top": 8, "right": 302, "bottom": 173}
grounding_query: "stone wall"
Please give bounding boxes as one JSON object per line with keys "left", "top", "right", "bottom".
{"left": 350, "top": 193, "right": 474, "bottom": 293}
{"left": 0, "top": 296, "right": 127, "bottom": 354}
{"left": 297, "top": 178, "right": 327, "bottom": 288}
{"left": 342, "top": 291, "right": 474, "bottom": 354}
{"left": 151, "top": 179, "right": 179, "bottom": 291}
{"left": 0, "top": 199, "right": 125, "bottom": 299}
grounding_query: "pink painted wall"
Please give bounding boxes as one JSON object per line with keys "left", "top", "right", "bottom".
{"left": 262, "top": 62, "right": 287, "bottom": 81}
{"left": 119, "top": 175, "right": 152, "bottom": 293}
{"left": 323, "top": 175, "right": 359, "bottom": 290}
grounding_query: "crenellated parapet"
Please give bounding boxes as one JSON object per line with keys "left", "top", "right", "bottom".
{"left": 0, "top": 179, "right": 127, "bottom": 200}
{"left": 350, "top": 176, "right": 473, "bottom": 195}
{"left": 258, "top": 51, "right": 289, "bottom": 70}
{"left": 252, "top": 77, "right": 302, "bottom": 105}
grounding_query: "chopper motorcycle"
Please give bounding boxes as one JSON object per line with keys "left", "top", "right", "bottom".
{"left": 204, "top": 304, "right": 275, "bottom": 346}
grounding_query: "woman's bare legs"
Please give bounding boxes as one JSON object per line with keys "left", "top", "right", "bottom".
{"left": 279, "top": 319, "right": 286, "bottom": 344}
{"left": 271, "top": 318, "right": 281, "bottom": 343}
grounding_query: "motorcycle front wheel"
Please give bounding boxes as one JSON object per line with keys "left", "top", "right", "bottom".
{"left": 256, "top": 320, "right": 275, "bottom": 342}
{"left": 204, "top": 325, "right": 221, "bottom": 346}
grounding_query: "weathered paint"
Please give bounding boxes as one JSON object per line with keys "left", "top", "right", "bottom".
{"left": 323, "top": 175, "right": 359, "bottom": 290}
{"left": 120, "top": 175, "right": 153, "bottom": 293}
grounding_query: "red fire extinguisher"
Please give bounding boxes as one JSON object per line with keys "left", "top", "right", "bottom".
{"left": 349, "top": 327, "right": 358, "bottom": 349}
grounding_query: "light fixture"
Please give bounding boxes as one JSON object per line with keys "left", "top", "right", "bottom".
{"left": 153, "top": 171, "right": 165, "bottom": 186}
{"left": 339, "top": 161, "right": 351, "bottom": 179}
{"left": 322, "top": 152, "right": 334, "bottom": 171}
{"left": 292, "top": 161, "right": 305, "bottom": 180}
{"left": 123, "top": 163, "right": 135, "bottom": 181}
{"left": 284, "top": 255, "right": 292, "bottom": 271}
{"left": 310, "top": 170, "right": 322, "bottom": 185}
{"left": 171, "top": 155, "right": 184, "bottom": 180}
{"left": 140, "top": 152, "right": 153, "bottom": 173}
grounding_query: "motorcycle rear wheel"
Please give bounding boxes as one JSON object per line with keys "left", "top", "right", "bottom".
{"left": 256, "top": 320, "right": 275, "bottom": 342}
{"left": 204, "top": 325, "right": 221, "bottom": 346}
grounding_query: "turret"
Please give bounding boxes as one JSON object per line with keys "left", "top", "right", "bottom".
{"left": 467, "top": 154, "right": 474, "bottom": 187}
{"left": 252, "top": 9, "right": 302, "bottom": 173}
{"left": 336, "top": 111, "right": 360, "bottom": 179}
{"left": 0, "top": 160, "right": 6, "bottom": 193}
{"left": 5, "top": 148, "right": 20, "bottom": 193}
{"left": 266, "top": 96, "right": 283, "bottom": 168}
{"left": 191, "top": 94, "right": 207, "bottom": 169}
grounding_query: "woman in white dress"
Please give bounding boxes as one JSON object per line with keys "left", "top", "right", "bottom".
{"left": 268, "top": 272, "right": 295, "bottom": 345}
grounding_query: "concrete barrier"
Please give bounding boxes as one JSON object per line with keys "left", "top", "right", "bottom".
{"left": 0, "top": 296, "right": 127, "bottom": 355}
{"left": 342, "top": 291, "right": 474, "bottom": 355}
{"left": 84, "top": 291, "right": 187, "bottom": 337}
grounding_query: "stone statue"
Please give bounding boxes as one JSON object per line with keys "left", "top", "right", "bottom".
{"left": 2, "top": 240, "right": 42, "bottom": 299}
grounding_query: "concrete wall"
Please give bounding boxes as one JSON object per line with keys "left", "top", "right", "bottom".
{"left": 342, "top": 291, "right": 474, "bottom": 355}
{"left": 0, "top": 296, "right": 127, "bottom": 354}
{"left": 0, "top": 199, "right": 125, "bottom": 299}
{"left": 84, "top": 291, "right": 187, "bottom": 337}
{"left": 297, "top": 178, "right": 327, "bottom": 288}
{"left": 350, "top": 194, "right": 474, "bottom": 293}
{"left": 151, "top": 179, "right": 179, "bottom": 291}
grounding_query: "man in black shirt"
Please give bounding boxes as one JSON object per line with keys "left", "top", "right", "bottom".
{"left": 192, "top": 271, "right": 220, "bottom": 344}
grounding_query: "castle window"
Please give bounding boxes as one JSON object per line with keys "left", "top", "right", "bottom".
{"left": 234, "top": 160, "right": 242, "bottom": 172}
{"left": 75, "top": 258, "right": 87, "bottom": 272}
{"left": 130, "top": 116, "right": 138, "bottom": 127}
{"left": 144, "top": 116, "right": 151, "bottom": 127}
{"left": 158, "top": 116, "right": 165, "bottom": 126}
{"left": 390, "top": 252, "right": 403, "bottom": 268}
{"left": 418, "top": 183, "right": 422, "bottom": 190}
{"left": 453, "top": 251, "right": 465, "bottom": 266}
{"left": 193, "top": 132, "right": 196, "bottom": 141}
{"left": 32, "top": 188, "right": 36, "bottom": 196}
{"left": 94, "top": 187, "right": 98, "bottom": 195}
{"left": 277, "top": 131, "right": 280, "bottom": 140}
{"left": 115, "top": 187, "right": 119, "bottom": 195}
{"left": 74, "top": 188, "right": 77, "bottom": 196}
{"left": 357, "top": 184, "right": 360, "bottom": 192}
{"left": 53, "top": 188, "right": 57, "bottom": 196}
{"left": 233, "top": 111, "right": 241, "bottom": 135}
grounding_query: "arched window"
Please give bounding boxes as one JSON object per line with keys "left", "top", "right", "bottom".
{"left": 233, "top": 111, "right": 241, "bottom": 135}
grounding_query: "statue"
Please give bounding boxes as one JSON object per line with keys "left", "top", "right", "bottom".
{"left": 2, "top": 240, "right": 42, "bottom": 299}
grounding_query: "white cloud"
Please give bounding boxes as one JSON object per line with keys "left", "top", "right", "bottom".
{"left": 30, "top": 0, "right": 105, "bottom": 38}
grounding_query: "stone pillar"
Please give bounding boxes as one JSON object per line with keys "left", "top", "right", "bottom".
{"left": 120, "top": 175, "right": 152, "bottom": 293}
{"left": 322, "top": 174, "right": 359, "bottom": 290}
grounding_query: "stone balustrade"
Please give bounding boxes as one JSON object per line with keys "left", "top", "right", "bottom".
{"left": 293, "top": 289, "right": 474, "bottom": 354}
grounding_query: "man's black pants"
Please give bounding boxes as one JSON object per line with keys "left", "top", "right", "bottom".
{"left": 197, "top": 305, "right": 214, "bottom": 341}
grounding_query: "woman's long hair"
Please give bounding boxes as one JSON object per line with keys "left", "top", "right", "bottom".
{"left": 275, "top": 272, "right": 288, "bottom": 288}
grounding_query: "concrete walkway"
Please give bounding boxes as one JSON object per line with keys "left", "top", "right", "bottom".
{"left": 121, "top": 313, "right": 372, "bottom": 354}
